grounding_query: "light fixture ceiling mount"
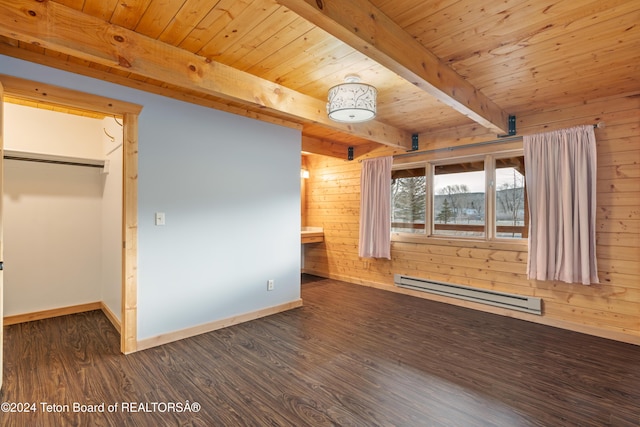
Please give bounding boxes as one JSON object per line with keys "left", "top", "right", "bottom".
{"left": 326, "top": 75, "right": 377, "bottom": 123}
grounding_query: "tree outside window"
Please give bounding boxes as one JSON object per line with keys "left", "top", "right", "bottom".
{"left": 391, "top": 167, "right": 426, "bottom": 233}
{"left": 390, "top": 151, "right": 527, "bottom": 241}
{"left": 495, "top": 156, "right": 526, "bottom": 238}
{"left": 433, "top": 163, "right": 485, "bottom": 238}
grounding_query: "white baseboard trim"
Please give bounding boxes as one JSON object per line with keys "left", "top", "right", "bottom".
{"left": 136, "top": 299, "right": 304, "bottom": 351}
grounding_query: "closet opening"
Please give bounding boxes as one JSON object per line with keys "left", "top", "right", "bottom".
{"left": 0, "top": 75, "right": 141, "bottom": 355}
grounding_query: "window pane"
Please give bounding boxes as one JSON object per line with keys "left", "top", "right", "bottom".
{"left": 391, "top": 167, "right": 426, "bottom": 233}
{"left": 495, "top": 156, "right": 526, "bottom": 238}
{"left": 433, "top": 162, "right": 485, "bottom": 237}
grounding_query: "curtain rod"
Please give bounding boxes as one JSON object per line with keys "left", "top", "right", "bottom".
{"left": 392, "top": 122, "right": 604, "bottom": 160}
{"left": 392, "top": 134, "right": 522, "bottom": 160}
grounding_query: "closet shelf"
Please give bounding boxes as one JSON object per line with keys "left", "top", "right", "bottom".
{"left": 3, "top": 149, "right": 106, "bottom": 169}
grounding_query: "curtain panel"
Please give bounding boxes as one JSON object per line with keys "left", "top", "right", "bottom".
{"left": 359, "top": 156, "right": 392, "bottom": 259}
{"left": 524, "top": 125, "right": 599, "bottom": 285}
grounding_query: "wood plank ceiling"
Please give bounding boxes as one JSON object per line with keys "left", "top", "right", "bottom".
{"left": 0, "top": 0, "right": 638, "bottom": 158}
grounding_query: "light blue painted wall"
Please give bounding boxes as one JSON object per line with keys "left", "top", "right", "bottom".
{"left": 0, "top": 55, "right": 302, "bottom": 340}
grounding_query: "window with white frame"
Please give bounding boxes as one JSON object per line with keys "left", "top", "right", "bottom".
{"left": 433, "top": 159, "right": 485, "bottom": 238}
{"left": 391, "top": 166, "right": 426, "bottom": 234}
{"left": 494, "top": 154, "right": 527, "bottom": 239}
{"left": 391, "top": 150, "right": 527, "bottom": 241}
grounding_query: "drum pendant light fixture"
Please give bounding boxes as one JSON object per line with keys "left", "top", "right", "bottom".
{"left": 326, "top": 75, "right": 377, "bottom": 123}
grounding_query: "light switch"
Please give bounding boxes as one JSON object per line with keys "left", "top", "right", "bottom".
{"left": 155, "top": 212, "right": 165, "bottom": 226}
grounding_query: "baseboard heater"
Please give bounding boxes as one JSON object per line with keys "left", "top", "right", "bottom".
{"left": 394, "top": 274, "right": 542, "bottom": 315}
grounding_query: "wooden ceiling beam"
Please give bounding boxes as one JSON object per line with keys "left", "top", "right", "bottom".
{"left": 302, "top": 135, "right": 383, "bottom": 159}
{"left": 0, "top": 0, "right": 412, "bottom": 150}
{"left": 302, "top": 135, "right": 352, "bottom": 159}
{"left": 0, "top": 42, "right": 304, "bottom": 131}
{"left": 278, "top": 0, "right": 510, "bottom": 134}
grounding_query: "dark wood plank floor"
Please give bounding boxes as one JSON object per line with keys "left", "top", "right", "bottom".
{"left": 2, "top": 275, "right": 639, "bottom": 426}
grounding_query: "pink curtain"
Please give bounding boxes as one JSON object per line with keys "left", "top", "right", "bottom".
{"left": 359, "top": 156, "right": 392, "bottom": 259}
{"left": 524, "top": 125, "right": 599, "bottom": 285}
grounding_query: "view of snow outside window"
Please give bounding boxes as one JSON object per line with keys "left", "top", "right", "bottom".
{"left": 391, "top": 156, "right": 526, "bottom": 239}
{"left": 433, "top": 168, "right": 485, "bottom": 237}
{"left": 494, "top": 164, "right": 526, "bottom": 238}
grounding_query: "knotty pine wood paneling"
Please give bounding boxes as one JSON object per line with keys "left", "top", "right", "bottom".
{"left": 303, "top": 92, "right": 640, "bottom": 344}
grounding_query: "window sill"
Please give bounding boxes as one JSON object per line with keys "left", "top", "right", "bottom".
{"left": 391, "top": 233, "right": 528, "bottom": 251}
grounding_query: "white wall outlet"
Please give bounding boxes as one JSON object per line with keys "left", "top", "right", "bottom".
{"left": 155, "top": 212, "right": 165, "bottom": 226}
{"left": 267, "top": 279, "right": 274, "bottom": 291}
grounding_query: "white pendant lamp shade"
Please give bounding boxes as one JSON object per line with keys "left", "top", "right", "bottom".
{"left": 326, "top": 75, "right": 377, "bottom": 123}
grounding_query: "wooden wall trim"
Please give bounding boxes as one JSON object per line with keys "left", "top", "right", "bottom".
{"left": 122, "top": 112, "right": 138, "bottom": 354}
{"left": 0, "top": 73, "right": 142, "bottom": 116}
{"left": 137, "top": 299, "right": 304, "bottom": 351}
{"left": 4, "top": 302, "right": 122, "bottom": 335}
{"left": 3, "top": 302, "right": 102, "bottom": 326}
{"left": 100, "top": 302, "right": 121, "bottom": 334}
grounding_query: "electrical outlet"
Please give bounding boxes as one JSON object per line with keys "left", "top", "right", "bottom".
{"left": 267, "top": 279, "right": 274, "bottom": 291}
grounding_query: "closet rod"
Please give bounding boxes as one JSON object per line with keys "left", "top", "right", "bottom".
{"left": 4, "top": 155, "right": 104, "bottom": 168}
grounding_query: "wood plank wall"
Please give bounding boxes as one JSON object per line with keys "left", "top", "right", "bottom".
{"left": 303, "top": 92, "right": 640, "bottom": 345}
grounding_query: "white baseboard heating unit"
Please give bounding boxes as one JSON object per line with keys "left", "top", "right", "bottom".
{"left": 394, "top": 274, "right": 542, "bottom": 315}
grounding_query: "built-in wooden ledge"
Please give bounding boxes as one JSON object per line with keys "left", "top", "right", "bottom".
{"left": 302, "top": 226, "right": 324, "bottom": 244}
